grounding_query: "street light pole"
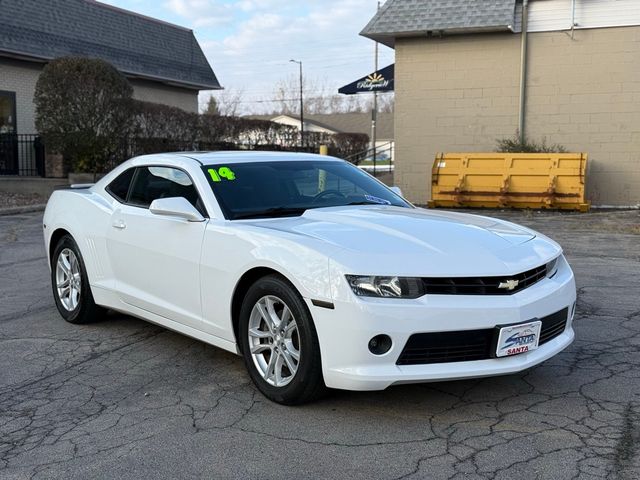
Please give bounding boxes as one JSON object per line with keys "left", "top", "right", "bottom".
{"left": 372, "top": 0, "right": 380, "bottom": 176}
{"left": 290, "top": 59, "right": 304, "bottom": 149}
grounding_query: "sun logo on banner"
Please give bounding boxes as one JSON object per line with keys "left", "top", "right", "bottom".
{"left": 366, "top": 72, "right": 386, "bottom": 85}
{"left": 357, "top": 72, "right": 390, "bottom": 91}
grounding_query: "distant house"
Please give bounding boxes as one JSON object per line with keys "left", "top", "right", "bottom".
{"left": 249, "top": 113, "right": 395, "bottom": 160}
{"left": 0, "top": 0, "right": 220, "bottom": 139}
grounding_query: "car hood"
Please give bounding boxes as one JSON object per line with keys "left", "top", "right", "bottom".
{"left": 246, "top": 206, "right": 560, "bottom": 276}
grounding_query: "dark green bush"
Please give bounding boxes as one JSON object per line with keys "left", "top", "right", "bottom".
{"left": 34, "top": 57, "right": 133, "bottom": 173}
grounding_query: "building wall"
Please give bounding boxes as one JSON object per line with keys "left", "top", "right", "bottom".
{"left": 394, "top": 26, "right": 640, "bottom": 206}
{"left": 0, "top": 58, "right": 42, "bottom": 134}
{"left": 0, "top": 59, "right": 201, "bottom": 137}
{"left": 515, "top": 0, "right": 640, "bottom": 33}
{"left": 129, "top": 79, "right": 199, "bottom": 113}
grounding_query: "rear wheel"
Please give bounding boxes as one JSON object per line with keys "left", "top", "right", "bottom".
{"left": 239, "top": 275, "right": 325, "bottom": 405}
{"left": 51, "top": 235, "right": 105, "bottom": 324}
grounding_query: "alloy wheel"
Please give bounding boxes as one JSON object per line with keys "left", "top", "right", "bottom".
{"left": 56, "top": 248, "right": 82, "bottom": 311}
{"left": 248, "top": 295, "right": 301, "bottom": 387}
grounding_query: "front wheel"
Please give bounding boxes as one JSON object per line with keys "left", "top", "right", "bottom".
{"left": 51, "top": 234, "right": 106, "bottom": 324}
{"left": 239, "top": 275, "right": 325, "bottom": 405}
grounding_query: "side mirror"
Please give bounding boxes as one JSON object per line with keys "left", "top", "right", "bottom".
{"left": 390, "top": 186, "right": 403, "bottom": 197}
{"left": 149, "top": 197, "right": 205, "bottom": 222}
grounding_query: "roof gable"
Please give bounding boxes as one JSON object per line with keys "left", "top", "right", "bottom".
{"left": 0, "top": 0, "right": 220, "bottom": 90}
{"left": 361, "top": 0, "right": 517, "bottom": 47}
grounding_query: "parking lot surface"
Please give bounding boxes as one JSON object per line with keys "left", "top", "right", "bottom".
{"left": 1, "top": 210, "right": 639, "bottom": 479}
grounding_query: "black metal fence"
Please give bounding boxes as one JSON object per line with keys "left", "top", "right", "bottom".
{"left": 0, "top": 134, "right": 45, "bottom": 177}
{"left": 0, "top": 134, "right": 341, "bottom": 178}
{"left": 344, "top": 141, "right": 394, "bottom": 177}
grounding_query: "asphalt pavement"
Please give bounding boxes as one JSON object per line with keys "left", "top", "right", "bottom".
{"left": 1, "top": 210, "right": 639, "bottom": 479}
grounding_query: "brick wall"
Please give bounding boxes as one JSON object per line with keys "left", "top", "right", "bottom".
{"left": 395, "top": 26, "right": 640, "bottom": 207}
{"left": 0, "top": 58, "right": 41, "bottom": 135}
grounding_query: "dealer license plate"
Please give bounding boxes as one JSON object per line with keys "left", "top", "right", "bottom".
{"left": 495, "top": 320, "right": 542, "bottom": 357}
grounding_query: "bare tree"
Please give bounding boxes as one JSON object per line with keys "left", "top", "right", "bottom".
{"left": 270, "top": 74, "right": 316, "bottom": 115}
{"left": 210, "top": 88, "right": 245, "bottom": 117}
{"left": 377, "top": 93, "right": 395, "bottom": 113}
{"left": 266, "top": 75, "right": 382, "bottom": 115}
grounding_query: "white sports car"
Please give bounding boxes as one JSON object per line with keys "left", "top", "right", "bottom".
{"left": 44, "top": 152, "right": 576, "bottom": 404}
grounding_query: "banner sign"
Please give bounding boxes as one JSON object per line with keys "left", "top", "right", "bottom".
{"left": 338, "top": 64, "right": 394, "bottom": 95}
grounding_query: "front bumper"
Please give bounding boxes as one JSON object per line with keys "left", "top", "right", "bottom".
{"left": 309, "top": 256, "right": 576, "bottom": 391}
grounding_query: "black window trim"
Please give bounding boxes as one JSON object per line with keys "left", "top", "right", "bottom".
{"left": 106, "top": 164, "right": 209, "bottom": 218}
{"left": 105, "top": 167, "right": 135, "bottom": 203}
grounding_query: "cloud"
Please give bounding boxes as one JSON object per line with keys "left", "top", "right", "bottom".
{"left": 152, "top": 0, "right": 395, "bottom": 112}
{"left": 164, "top": 0, "right": 234, "bottom": 27}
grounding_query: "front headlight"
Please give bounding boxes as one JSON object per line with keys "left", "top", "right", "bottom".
{"left": 346, "top": 275, "right": 425, "bottom": 298}
{"left": 546, "top": 256, "right": 561, "bottom": 278}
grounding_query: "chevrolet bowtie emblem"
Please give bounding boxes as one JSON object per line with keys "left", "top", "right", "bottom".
{"left": 498, "top": 279, "right": 520, "bottom": 291}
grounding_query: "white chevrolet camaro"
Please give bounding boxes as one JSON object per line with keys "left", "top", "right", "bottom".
{"left": 44, "top": 152, "right": 576, "bottom": 404}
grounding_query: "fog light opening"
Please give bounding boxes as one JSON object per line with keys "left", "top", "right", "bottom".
{"left": 368, "top": 334, "right": 392, "bottom": 355}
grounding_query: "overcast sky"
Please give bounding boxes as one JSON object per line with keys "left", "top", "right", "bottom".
{"left": 100, "top": 0, "right": 394, "bottom": 113}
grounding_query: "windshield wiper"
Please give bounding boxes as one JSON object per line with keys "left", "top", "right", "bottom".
{"left": 233, "top": 207, "right": 308, "bottom": 220}
{"left": 345, "top": 201, "right": 391, "bottom": 206}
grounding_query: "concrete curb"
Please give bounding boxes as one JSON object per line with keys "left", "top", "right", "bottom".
{"left": 0, "top": 204, "right": 47, "bottom": 216}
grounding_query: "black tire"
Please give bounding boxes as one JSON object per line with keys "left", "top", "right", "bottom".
{"left": 51, "top": 234, "right": 106, "bottom": 324}
{"left": 239, "top": 275, "right": 326, "bottom": 405}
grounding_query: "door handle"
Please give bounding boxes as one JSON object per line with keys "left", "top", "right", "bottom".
{"left": 112, "top": 219, "right": 126, "bottom": 230}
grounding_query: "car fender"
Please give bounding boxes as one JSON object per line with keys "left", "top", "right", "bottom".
{"left": 199, "top": 221, "right": 337, "bottom": 341}
{"left": 44, "top": 189, "right": 114, "bottom": 288}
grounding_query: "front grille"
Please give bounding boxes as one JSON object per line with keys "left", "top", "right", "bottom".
{"left": 421, "top": 264, "right": 547, "bottom": 295}
{"left": 396, "top": 307, "right": 569, "bottom": 366}
{"left": 538, "top": 309, "right": 569, "bottom": 345}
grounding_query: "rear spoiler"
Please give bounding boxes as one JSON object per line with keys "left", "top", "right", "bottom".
{"left": 54, "top": 183, "right": 95, "bottom": 191}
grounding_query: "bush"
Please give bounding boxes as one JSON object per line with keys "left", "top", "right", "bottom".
{"left": 34, "top": 57, "right": 371, "bottom": 172}
{"left": 496, "top": 133, "right": 567, "bottom": 153}
{"left": 326, "top": 133, "right": 370, "bottom": 162}
{"left": 199, "top": 115, "right": 298, "bottom": 146}
{"left": 34, "top": 57, "right": 133, "bottom": 173}
{"left": 131, "top": 100, "right": 199, "bottom": 143}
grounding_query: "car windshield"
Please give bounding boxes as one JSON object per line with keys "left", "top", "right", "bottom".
{"left": 202, "top": 160, "right": 411, "bottom": 220}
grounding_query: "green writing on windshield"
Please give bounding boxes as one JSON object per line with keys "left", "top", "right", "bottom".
{"left": 208, "top": 167, "right": 236, "bottom": 182}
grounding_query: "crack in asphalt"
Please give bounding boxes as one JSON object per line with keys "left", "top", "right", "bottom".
{"left": 1, "top": 211, "right": 639, "bottom": 479}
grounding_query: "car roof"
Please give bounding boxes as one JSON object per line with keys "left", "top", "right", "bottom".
{"left": 132, "top": 151, "right": 344, "bottom": 165}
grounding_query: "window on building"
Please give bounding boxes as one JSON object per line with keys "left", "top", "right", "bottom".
{"left": 0, "top": 91, "right": 16, "bottom": 134}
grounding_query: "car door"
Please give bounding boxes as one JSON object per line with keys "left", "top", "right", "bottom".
{"left": 106, "top": 166, "right": 207, "bottom": 331}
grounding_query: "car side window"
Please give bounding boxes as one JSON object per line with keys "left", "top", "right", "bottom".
{"left": 106, "top": 168, "right": 135, "bottom": 203}
{"left": 128, "top": 166, "right": 206, "bottom": 215}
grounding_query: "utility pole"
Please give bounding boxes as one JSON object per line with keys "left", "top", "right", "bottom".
{"left": 518, "top": 0, "right": 529, "bottom": 145}
{"left": 372, "top": 1, "right": 380, "bottom": 175}
{"left": 290, "top": 59, "right": 304, "bottom": 149}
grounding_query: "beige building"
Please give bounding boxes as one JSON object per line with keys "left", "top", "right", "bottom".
{"left": 0, "top": 0, "right": 219, "bottom": 175}
{"left": 362, "top": 0, "right": 640, "bottom": 207}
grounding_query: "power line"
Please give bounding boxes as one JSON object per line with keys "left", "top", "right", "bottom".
{"left": 197, "top": 92, "right": 391, "bottom": 106}
{"left": 201, "top": 33, "right": 395, "bottom": 54}
{"left": 210, "top": 52, "right": 394, "bottom": 70}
